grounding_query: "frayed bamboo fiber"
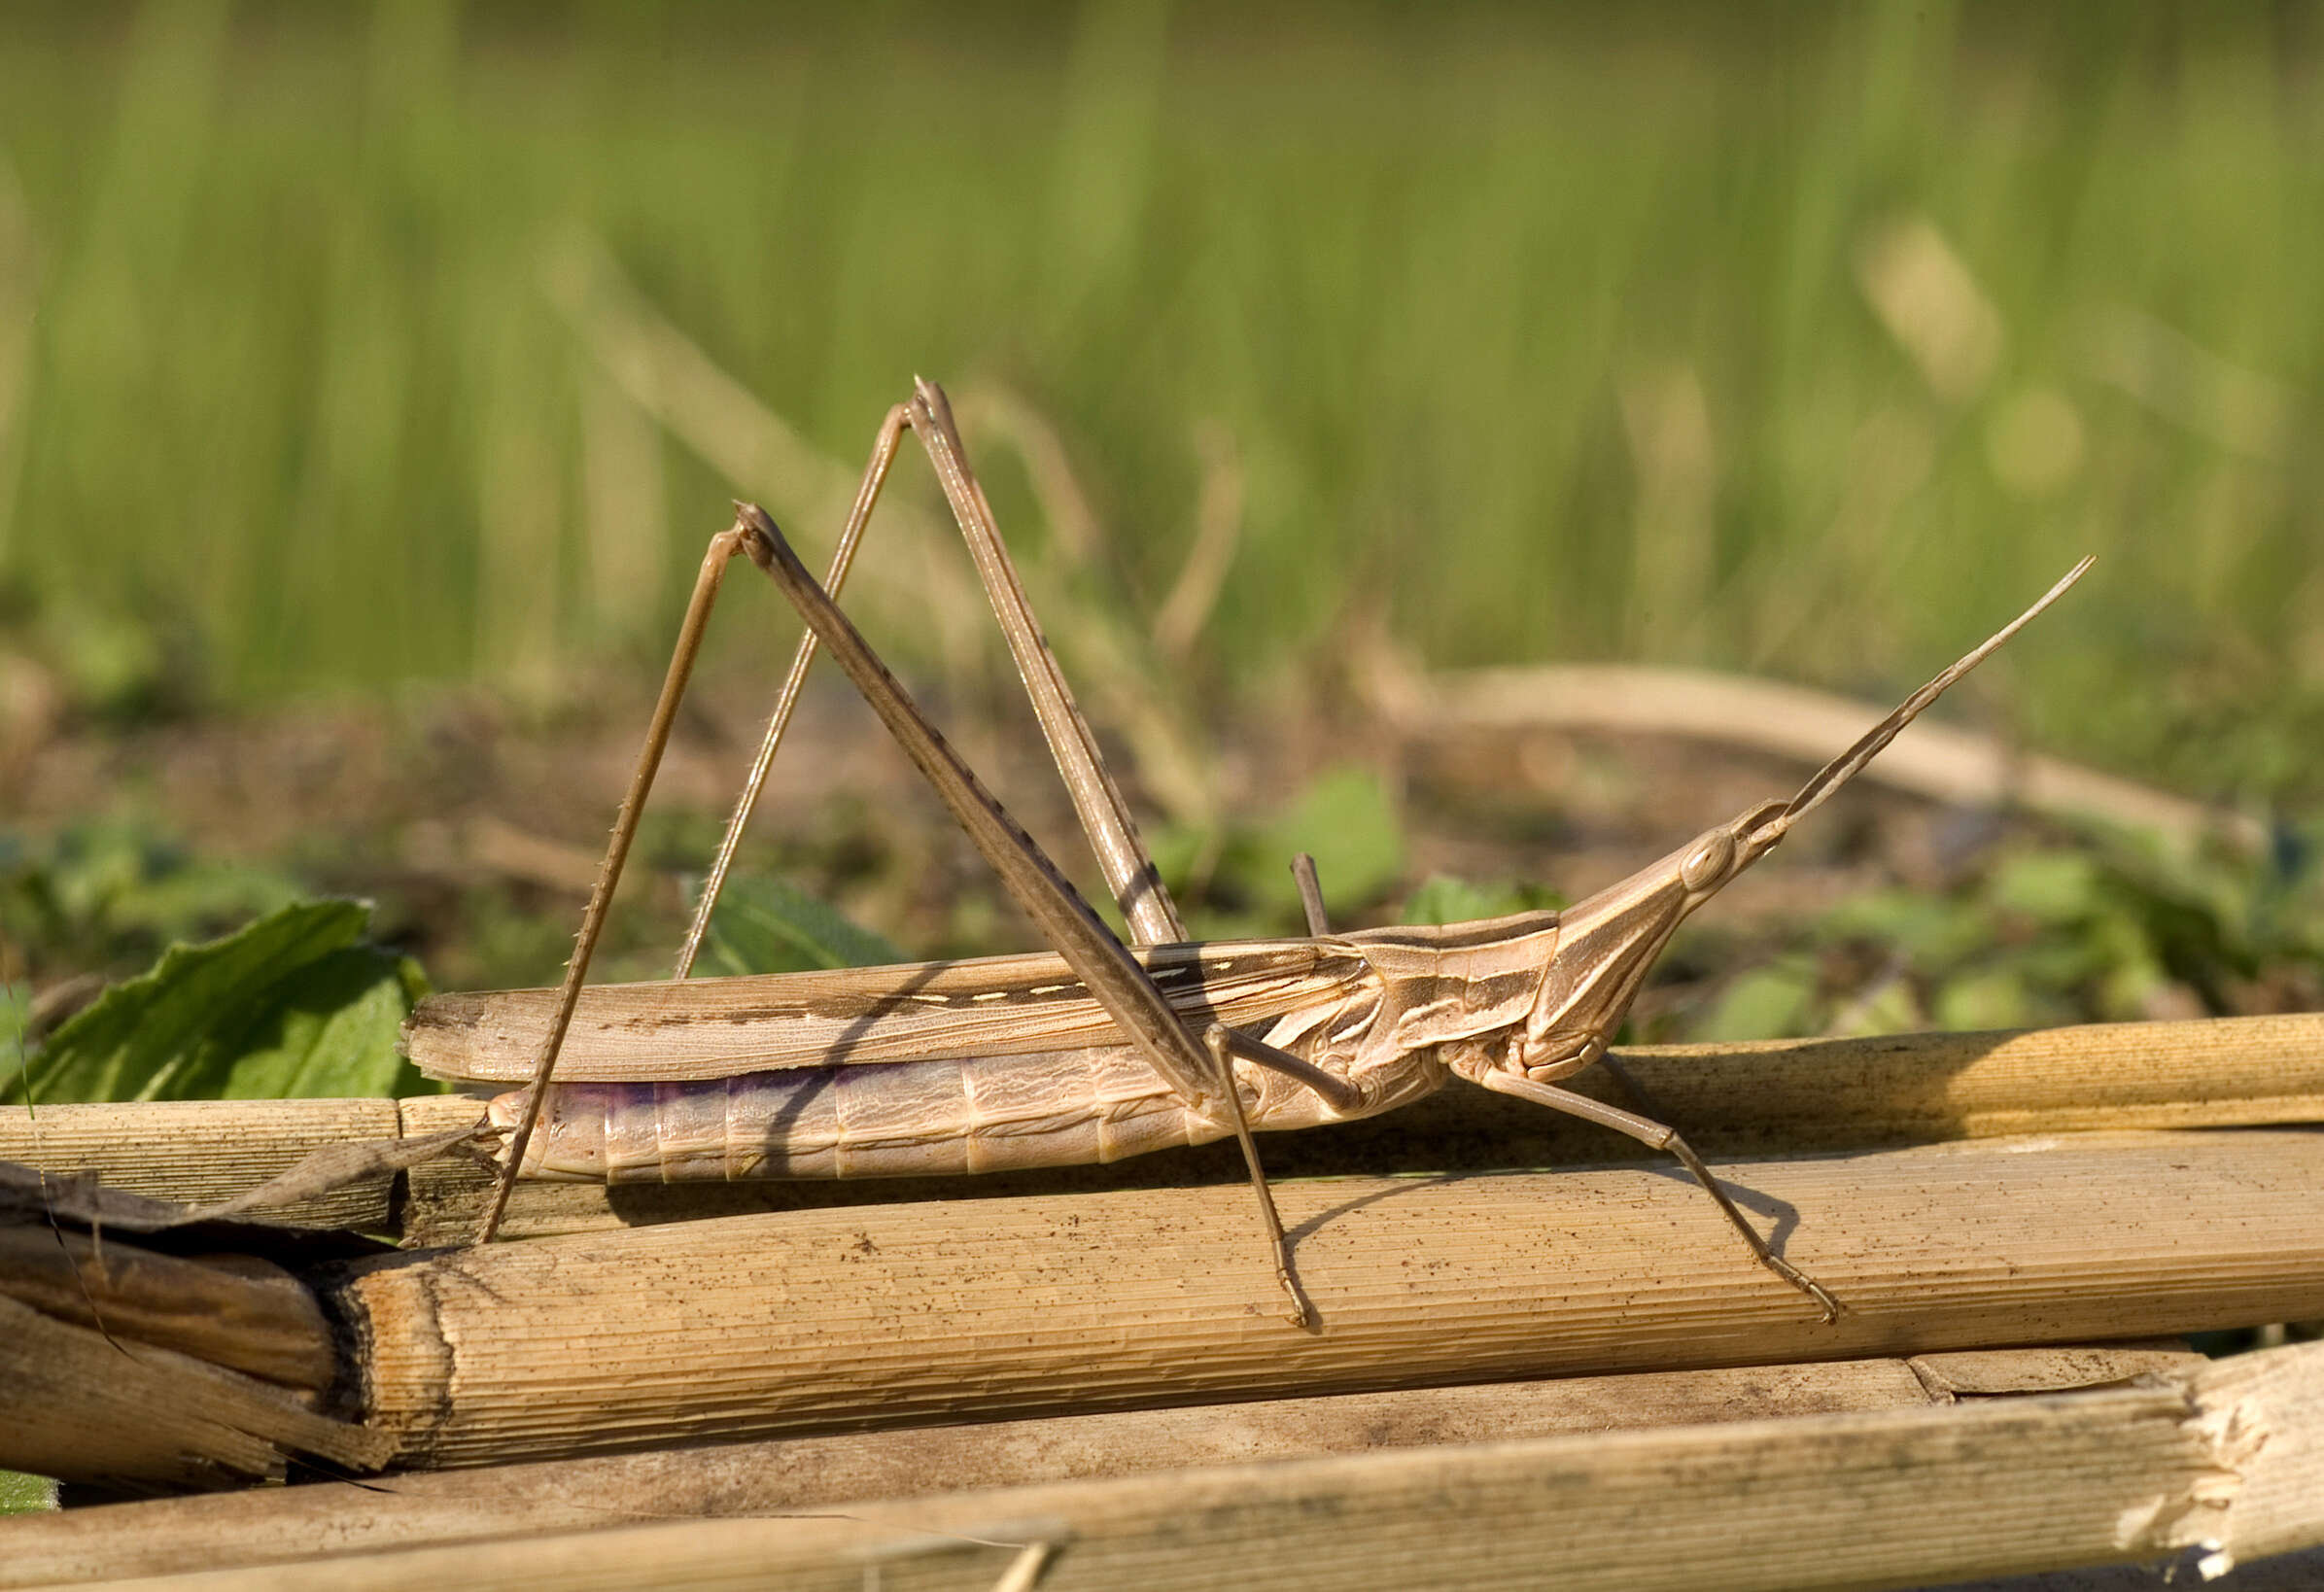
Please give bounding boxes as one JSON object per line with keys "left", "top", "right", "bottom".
{"left": 0, "top": 1293, "right": 389, "bottom": 1493}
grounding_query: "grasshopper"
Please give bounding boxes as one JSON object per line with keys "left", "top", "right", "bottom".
{"left": 407, "top": 379, "right": 2090, "bottom": 1327}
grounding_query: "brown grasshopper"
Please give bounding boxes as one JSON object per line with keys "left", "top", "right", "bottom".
{"left": 408, "top": 379, "right": 2090, "bottom": 1327}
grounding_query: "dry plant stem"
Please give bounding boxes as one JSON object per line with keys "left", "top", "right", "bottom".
{"left": 332, "top": 1131, "right": 2324, "bottom": 1471}
{"left": 41, "top": 1342, "right": 2323, "bottom": 1592}
{"left": 0, "top": 1350, "right": 2200, "bottom": 1586}
{"left": 476, "top": 526, "right": 748, "bottom": 1246}
{"left": 672, "top": 403, "right": 910, "bottom": 979}
{"left": 1382, "top": 661, "right": 2265, "bottom": 854}
{"left": 0, "top": 1099, "right": 402, "bottom": 1230}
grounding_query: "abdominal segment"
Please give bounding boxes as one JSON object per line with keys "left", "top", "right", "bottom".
{"left": 494, "top": 1048, "right": 1225, "bottom": 1183}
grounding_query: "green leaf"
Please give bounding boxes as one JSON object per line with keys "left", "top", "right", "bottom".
{"left": 2, "top": 983, "right": 28, "bottom": 1105}
{"left": 2096, "top": 956, "right": 2174, "bottom": 1022}
{"left": 1933, "top": 967, "right": 2037, "bottom": 1031}
{"left": 1263, "top": 766, "right": 1405, "bottom": 910}
{"left": 698, "top": 876, "right": 906, "bottom": 976}
{"left": 0, "top": 1470, "right": 54, "bottom": 1515}
{"left": 1401, "top": 873, "right": 1567, "bottom": 926}
{"left": 191, "top": 949, "right": 432, "bottom": 1099}
{"left": 103, "top": 857, "right": 307, "bottom": 943}
{"left": 1150, "top": 768, "right": 1409, "bottom": 931}
{"left": 1826, "top": 977, "right": 1925, "bottom": 1038}
{"left": 1696, "top": 959, "right": 1818, "bottom": 1042}
{"left": 10, "top": 901, "right": 430, "bottom": 1105}
{"left": 0, "top": 818, "right": 309, "bottom": 978}
{"left": 1817, "top": 888, "right": 1989, "bottom": 965}
{"left": 1988, "top": 850, "right": 2103, "bottom": 926}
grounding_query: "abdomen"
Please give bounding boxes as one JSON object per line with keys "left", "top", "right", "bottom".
{"left": 490, "top": 1044, "right": 1443, "bottom": 1183}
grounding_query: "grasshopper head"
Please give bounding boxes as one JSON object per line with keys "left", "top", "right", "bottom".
{"left": 1515, "top": 802, "right": 1785, "bottom": 1079}
{"left": 1515, "top": 556, "right": 2094, "bottom": 1081}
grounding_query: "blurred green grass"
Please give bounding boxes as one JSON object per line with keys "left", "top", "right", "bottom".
{"left": 0, "top": 2, "right": 2318, "bottom": 796}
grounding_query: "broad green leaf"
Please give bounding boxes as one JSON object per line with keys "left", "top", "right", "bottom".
{"left": 698, "top": 876, "right": 906, "bottom": 976}
{"left": 180, "top": 949, "right": 432, "bottom": 1099}
{"left": 1401, "top": 873, "right": 1566, "bottom": 926}
{"left": 10, "top": 901, "right": 432, "bottom": 1105}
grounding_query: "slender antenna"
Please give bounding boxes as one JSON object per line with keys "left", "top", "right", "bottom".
{"left": 1758, "top": 557, "right": 2094, "bottom": 843}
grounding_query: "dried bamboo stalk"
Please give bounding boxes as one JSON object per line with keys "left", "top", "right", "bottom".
{"left": 37, "top": 1340, "right": 2324, "bottom": 1592}
{"left": 0, "top": 1099, "right": 399, "bottom": 1230}
{"left": 333, "top": 1129, "right": 2324, "bottom": 1471}
{"left": 392, "top": 1011, "right": 2324, "bottom": 1242}
{"left": 0, "top": 1347, "right": 2200, "bottom": 1587}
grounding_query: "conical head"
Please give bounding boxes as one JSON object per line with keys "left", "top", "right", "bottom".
{"left": 1520, "top": 557, "right": 2093, "bottom": 1075}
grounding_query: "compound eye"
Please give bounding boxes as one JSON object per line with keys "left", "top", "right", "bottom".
{"left": 1680, "top": 830, "right": 1734, "bottom": 893}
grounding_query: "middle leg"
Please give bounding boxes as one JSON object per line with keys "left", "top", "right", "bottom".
{"left": 1477, "top": 1068, "right": 1841, "bottom": 1323}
